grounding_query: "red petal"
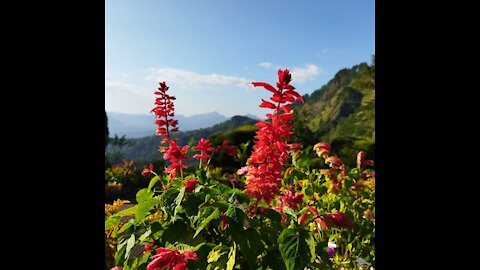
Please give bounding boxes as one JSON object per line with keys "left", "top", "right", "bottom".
{"left": 259, "top": 99, "right": 277, "bottom": 109}
{"left": 252, "top": 82, "right": 277, "bottom": 93}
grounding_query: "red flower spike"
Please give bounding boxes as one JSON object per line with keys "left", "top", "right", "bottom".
{"left": 245, "top": 69, "right": 302, "bottom": 203}
{"left": 193, "top": 138, "right": 215, "bottom": 162}
{"left": 298, "top": 212, "right": 309, "bottom": 225}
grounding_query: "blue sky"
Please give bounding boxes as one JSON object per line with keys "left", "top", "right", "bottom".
{"left": 105, "top": 0, "right": 375, "bottom": 118}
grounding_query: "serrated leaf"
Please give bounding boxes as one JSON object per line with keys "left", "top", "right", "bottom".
{"left": 194, "top": 208, "right": 220, "bottom": 238}
{"left": 125, "top": 234, "right": 135, "bottom": 260}
{"left": 226, "top": 242, "right": 236, "bottom": 270}
{"left": 148, "top": 175, "right": 161, "bottom": 191}
{"left": 278, "top": 228, "right": 312, "bottom": 270}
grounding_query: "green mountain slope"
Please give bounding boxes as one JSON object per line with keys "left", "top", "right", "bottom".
{"left": 299, "top": 60, "right": 374, "bottom": 140}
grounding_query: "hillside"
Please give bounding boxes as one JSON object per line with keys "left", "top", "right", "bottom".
{"left": 294, "top": 57, "right": 375, "bottom": 164}
{"left": 108, "top": 115, "right": 257, "bottom": 163}
{"left": 299, "top": 60, "right": 374, "bottom": 140}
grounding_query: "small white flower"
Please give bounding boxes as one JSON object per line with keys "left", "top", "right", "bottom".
{"left": 328, "top": 241, "right": 337, "bottom": 249}
{"left": 356, "top": 257, "right": 372, "bottom": 266}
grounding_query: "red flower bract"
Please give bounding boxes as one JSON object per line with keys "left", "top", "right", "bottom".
{"left": 217, "top": 139, "right": 237, "bottom": 156}
{"left": 147, "top": 248, "right": 198, "bottom": 270}
{"left": 184, "top": 178, "right": 199, "bottom": 193}
{"left": 244, "top": 69, "right": 303, "bottom": 204}
{"left": 150, "top": 82, "right": 179, "bottom": 144}
{"left": 163, "top": 140, "right": 189, "bottom": 180}
{"left": 193, "top": 138, "right": 215, "bottom": 162}
{"left": 278, "top": 190, "right": 304, "bottom": 210}
{"left": 325, "top": 211, "right": 355, "bottom": 228}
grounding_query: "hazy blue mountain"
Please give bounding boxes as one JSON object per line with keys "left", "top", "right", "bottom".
{"left": 107, "top": 111, "right": 228, "bottom": 138}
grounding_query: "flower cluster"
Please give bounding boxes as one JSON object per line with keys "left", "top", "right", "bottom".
{"left": 147, "top": 248, "right": 198, "bottom": 270}
{"left": 163, "top": 140, "right": 189, "bottom": 180}
{"left": 193, "top": 138, "right": 215, "bottom": 162}
{"left": 151, "top": 81, "right": 179, "bottom": 147}
{"left": 244, "top": 69, "right": 304, "bottom": 203}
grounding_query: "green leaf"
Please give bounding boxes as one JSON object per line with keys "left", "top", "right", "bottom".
{"left": 263, "top": 208, "right": 282, "bottom": 223}
{"left": 115, "top": 206, "right": 138, "bottom": 217}
{"left": 136, "top": 188, "right": 153, "bottom": 203}
{"left": 117, "top": 219, "right": 134, "bottom": 234}
{"left": 283, "top": 206, "right": 297, "bottom": 219}
{"left": 230, "top": 227, "right": 263, "bottom": 269}
{"left": 226, "top": 242, "right": 236, "bottom": 270}
{"left": 138, "top": 228, "right": 152, "bottom": 242}
{"left": 105, "top": 215, "right": 121, "bottom": 230}
{"left": 194, "top": 208, "right": 220, "bottom": 238}
{"left": 278, "top": 228, "right": 312, "bottom": 270}
{"left": 136, "top": 197, "right": 160, "bottom": 221}
{"left": 125, "top": 234, "right": 136, "bottom": 260}
{"left": 148, "top": 175, "right": 160, "bottom": 191}
{"left": 174, "top": 187, "right": 185, "bottom": 219}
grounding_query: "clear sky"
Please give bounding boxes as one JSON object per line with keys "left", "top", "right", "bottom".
{"left": 105, "top": 0, "right": 375, "bottom": 118}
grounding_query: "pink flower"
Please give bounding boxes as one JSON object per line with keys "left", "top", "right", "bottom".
{"left": 147, "top": 248, "right": 198, "bottom": 270}
{"left": 142, "top": 163, "right": 154, "bottom": 177}
{"left": 111, "top": 267, "right": 123, "bottom": 270}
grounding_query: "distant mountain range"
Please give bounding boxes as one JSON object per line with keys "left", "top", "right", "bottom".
{"left": 107, "top": 115, "right": 257, "bottom": 163}
{"left": 107, "top": 111, "right": 232, "bottom": 138}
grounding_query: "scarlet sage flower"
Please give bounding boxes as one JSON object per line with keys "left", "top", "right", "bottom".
{"left": 357, "top": 151, "right": 374, "bottom": 168}
{"left": 217, "top": 139, "right": 237, "bottom": 156}
{"left": 278, "top": 190, "right": 304, "bottom": 210}
{"left": 142, "top": 163, "right": 154, "bottom": 177}
{"left": 184, "top": 178, "right": 199, "bottom": 193}
{"left": 325, "top": 211, "right": 355, "bottom": 228}
{"left": 298, "top": 212, "right": 309, "bottom": 225}
{"left": 145, "top": 244, "right": 154, "bottom": 252}
{"left": 163, "top": 140, "right": 189, "bottom": 180}
{"left": 193, "top": 138, "right": 215, "bottom": 162}
{"left": 314, "top": 143, "right": 331, "bottom": 157}
{"left": 325, "top": 156, "right": 343, "bottom": 168}
{"left": 245, "top": 69, "right": 304, "bottom": 203}
{"left": 150, "top": 82, "right": 179, "bottom": 145}
{"left": 147, "top": 248, "right": 198, "bottom": 270}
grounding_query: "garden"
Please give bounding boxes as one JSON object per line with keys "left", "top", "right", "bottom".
{"left": 105, "top": 69, "right": 375, "bottom": 270}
